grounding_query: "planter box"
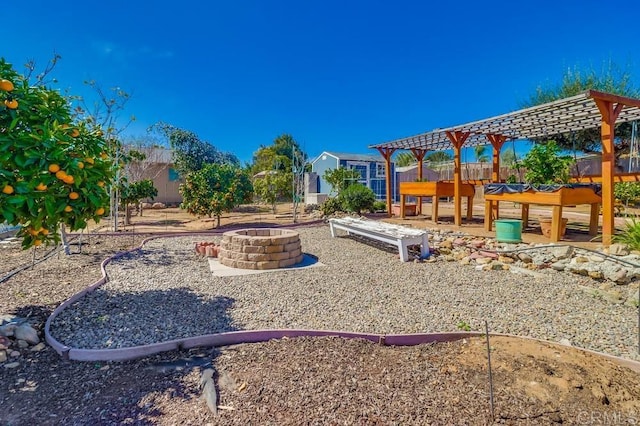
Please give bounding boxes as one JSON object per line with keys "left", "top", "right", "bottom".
{"left": 392, "top": 203, "right": 416, "bottom": 216}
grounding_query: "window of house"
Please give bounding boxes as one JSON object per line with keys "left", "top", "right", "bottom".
{"left": 376, "top": 163, "right": 386, "bottom": 177}
{"left": 168, "top": 168, "right": 180, "bottom": 182}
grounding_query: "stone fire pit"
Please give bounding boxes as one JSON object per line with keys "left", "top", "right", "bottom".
{"left": 218, "top": 228, "right": 304, "bottom": 270}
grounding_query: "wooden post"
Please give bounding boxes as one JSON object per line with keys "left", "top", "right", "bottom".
{"left": 376, "top": 147, "right": 396, "bottom": 216}
{"left": 445, "top": 131, "right": 470, "bottom": 226}
{"left": 594, "top": 99, "right": 623, "bottom": 246}
{"left": 486, "top": 134, "right": 506, "bottom": 222}
{"left": 410, "top": 148, "right": 427, "bottom": 215}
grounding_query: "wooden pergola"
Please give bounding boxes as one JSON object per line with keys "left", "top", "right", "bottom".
{"left": 369, "top": 90, "right": 640, "bottom": 245}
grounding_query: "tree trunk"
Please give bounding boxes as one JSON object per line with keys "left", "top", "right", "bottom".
{"left": 123, "top": 203, "right": 132, "bottom": 226}
{"left": 59, "top": 224, "right": 70, "bottom": 255}
{"left": 216, "top": 214, "right": 221, "bottom": 228}
{"left": 139, "top": 202, "right": 144, "bottom": 217}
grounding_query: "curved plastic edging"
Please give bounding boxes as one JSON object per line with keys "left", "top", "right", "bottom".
{"left": 44, "top": 223, "right": 324, "bottom": 359}
{"left": 45, "top": 228, "right": 640, "bottom": 375}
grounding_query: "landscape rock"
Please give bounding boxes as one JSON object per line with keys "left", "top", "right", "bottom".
{"left": 9, "top": 350, "right": 20, "bottom": 358}
{"left": 14, "top": 324, "right": 39, "bottom": 344}
{"left": 439, "top": 240, "right": 453, "bottom": 250}
{"left": 17, "top": 340, "right": 29, "bottom": 349}
{"left": 551, "top": 262, "right": 566, "bottom": 271}
{"left": 0, "top": 323, "right": 16, "bottom": 337}
{"left": 3, "top": 361, "right": 19, "bottom": 369}
{"left": 517, "top": 253, "right": 533, "bottom": 263}
{"left": 625, "top": 289, "right": 639, "bottom": 307}
{"left": 588, "top": 271, "right": 604, "bottom": 280}
{"left": 600, "top": 290, "right": 624, "bottom": 304}
{"left": 31, "top": 342, "right": 46, "bottom": 352}
{"left": 152, "top": 202, "right": 167, "bottom": 209}
{"left": 608, "top": 243, "right": 630, "bottom": 256}
{"left": 549, "top": 245, "right": 574, "bottom": 260}
{"left": 604, "top": 269, "right": 630, "bottom": 284}
{"left": 0, "top": 350, "right": 6, "bottom": 363}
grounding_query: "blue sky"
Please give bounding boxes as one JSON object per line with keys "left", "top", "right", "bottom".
{"left": 5, "top": 0, "right": 640, "bottom": 164}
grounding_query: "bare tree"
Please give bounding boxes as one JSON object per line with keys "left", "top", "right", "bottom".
{"left": 123, "top": 135, "right": 170, "bottom": 182}
{"left": 77, "top": 81, "right": 135, "bottom": 232}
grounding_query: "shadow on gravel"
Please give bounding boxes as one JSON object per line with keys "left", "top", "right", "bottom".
{"left": 3, "top": 290, "right": 237, "bottom": 425}
{"left": 51, "top": 287, "right": 237, "bottom": 350}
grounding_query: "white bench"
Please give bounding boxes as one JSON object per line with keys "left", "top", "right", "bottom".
{"left": 329, "top": 217, "right": 429, "bottom": 262}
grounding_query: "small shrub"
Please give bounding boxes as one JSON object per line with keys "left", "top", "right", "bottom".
{"left": 341, "top": 184, "right": 376, "bottom": 214}
{"left": 372, "top": 200, "right": 387, "bottom": 212}
{"left": 505, "top": 174, "right": 518, "bottom": 184}
{"left": 613, "top": 216, "right": 640, "bottom": 250}
{"left": 320, "top": 197, "right": 343, "bottom": 216}
{"left": 614, "top": 182, "right": 640, "bottom": 207}
{"left": 456, "top": 320, "right": 472, "bottom": 331}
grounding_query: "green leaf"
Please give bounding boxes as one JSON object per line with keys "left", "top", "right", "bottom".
{"left": 7, "top": 195, "right": 26, "bottom": 205}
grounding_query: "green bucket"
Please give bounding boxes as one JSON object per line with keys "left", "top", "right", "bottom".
{"left": 494, "top": 219, "right": 522, "bottom": 243}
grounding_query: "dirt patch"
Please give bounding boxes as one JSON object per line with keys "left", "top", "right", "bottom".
{"left": 211, "top": 336, "right": 640, "bottom": 425}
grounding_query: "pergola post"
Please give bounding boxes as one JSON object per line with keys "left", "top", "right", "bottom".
{"left": 594, "top": 99, "right": 623, "bottom": 246}
{"left": 410, "top": 148, "right": 427, "bottom": 215}
{"left": 486, "top": 134, "right": 507, "bottom": 221}
{"left": 445, "top": 131, "right": 470, "bottom": 226}
{"left": 376, "top": 147, "right": 396, "bottom": 216}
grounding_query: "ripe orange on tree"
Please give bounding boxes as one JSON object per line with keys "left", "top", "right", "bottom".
{"left": 77, "top": 161, "right": 84, "bottom": 169}
{"left": 97, "top": 181, "right": 105, "bottom": 187}
{"left": 33, "top": 239, "right": 42, "bottom": 247}
{"left": 71, "top": 129, "right": 80, "bottom": 138}
{"left": 40, "top": 229, "right": 49, "bottom": 236}
{"left": 35, "top": 183, "right": 47, "bottom": 191}
{"left": 84, "top": 157, "right": 95, "bottom": 165}
{"left": 63, "top": 175, "right": 75, "bottom": 185}
{"left": 64, "top": 205, "right": 73, "bottom": 212}
{"left": 4, "top": 99, "right": 18, "bottom": 109}
{"left": 55, "top": 170, "right": 67, "bottom": 180}
{"left": 2, "top": 184, "right": 14, "bottom": 194}
{"left": 68, "top": 191, "right": 79, "bottom": 200}
{"left": 0, "top": 79, "right": 14, "bottom": 91}
{"left": 48, "top": 164, "right": 60, "bottom": 173}
{"left": 96, "top": 207, "right": 105, "bottom": 216}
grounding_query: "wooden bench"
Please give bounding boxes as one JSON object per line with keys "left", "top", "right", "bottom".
{"left": 329, "top": 217, "right": 429, "bottom": 262}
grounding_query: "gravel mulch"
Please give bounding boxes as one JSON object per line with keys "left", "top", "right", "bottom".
{"left": 49, "top": 225, "right": 639, "bottom": 360}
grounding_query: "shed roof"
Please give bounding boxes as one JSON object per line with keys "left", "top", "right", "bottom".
{"left": 369, "top": 90, "right": 640, "bottom": 151}
{"left": 314, "top": 151, "right": 385, "bottom": 163}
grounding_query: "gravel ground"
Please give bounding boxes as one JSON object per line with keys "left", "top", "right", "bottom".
{"left": 50, "top": 224, "right": 640, "bottom": 361}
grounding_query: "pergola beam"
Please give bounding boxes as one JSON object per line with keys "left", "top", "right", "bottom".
{"left": 376, "top": 147, "right": 396, "bottom": 216}
{"left": 410, "top": 148, "right": 428, "bottom": 215}
{"left": 445, "top": 131, "right": 470, "bottom": 226}
{"left": 594, "top": 99, "right": 624, "bottom": 245}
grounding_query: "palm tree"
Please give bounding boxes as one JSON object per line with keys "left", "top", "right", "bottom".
{"left": 394, "top": 152, "right": 416, "bottom": 167}
{"left": 474, "top": 145, "right": 489, "bottom": 163}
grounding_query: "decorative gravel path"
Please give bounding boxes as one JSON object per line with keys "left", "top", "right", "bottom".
{"left": 49, "top": 224, "right": 640, "bottom": 360}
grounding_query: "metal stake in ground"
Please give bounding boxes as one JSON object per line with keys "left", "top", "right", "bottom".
{"left": 485, "top": 320, "right": 495, "bottom": 421}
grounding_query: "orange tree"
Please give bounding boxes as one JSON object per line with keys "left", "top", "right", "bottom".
{"left": 0, "top": 59, "right": 112, "bottom": 248}
{"left": 180, "top": 163, "right": 253, "bottom": 228}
